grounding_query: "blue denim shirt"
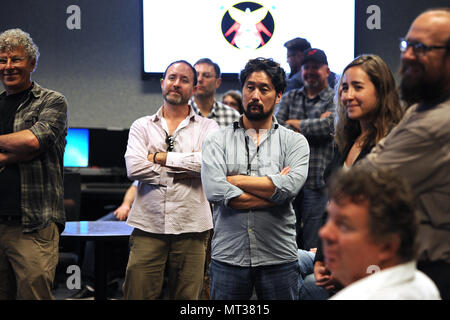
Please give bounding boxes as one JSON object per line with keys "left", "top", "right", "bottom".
{"left": 201, "top": 117, "right": 310, "bottom": 267}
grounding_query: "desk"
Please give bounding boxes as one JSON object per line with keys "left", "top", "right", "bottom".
{"left": 61, "top": 221, "right": 133, "bottom": 300}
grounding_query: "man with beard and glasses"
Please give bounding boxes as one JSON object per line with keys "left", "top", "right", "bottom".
{"left": 275, "top": 48, "right": 335, "bottom": 251}
{"left": 360, "top": 8, "right": 450, "bottom": 299}
{"left": 190, "top": 58, "right": 240, "bottom": 128}
{"left": 201, "top": 58, "right": 310, "bottom": 299}
{"left": 122, "top": 60, "right": 219, "bottom": 299}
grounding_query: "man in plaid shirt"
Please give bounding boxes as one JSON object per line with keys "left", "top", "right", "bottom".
{"left": 190, "top": 58, "right": 240, "bottom": 128}
{"left": 0, "top": 29, "right": 67, "bottom": 299}
{"left": 275, "top": 48, "right": 335, "bottom": 251}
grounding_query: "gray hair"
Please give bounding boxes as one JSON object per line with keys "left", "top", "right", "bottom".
{"left": 0, "top": 28, "right": 40, "bottom": 65}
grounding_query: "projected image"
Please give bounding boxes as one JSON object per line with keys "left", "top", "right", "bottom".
{"left": 64, "top": 128, "right": 89, "bottom": 167}
{"left": 143, "top": 0, "right": 354, "bottom": 75}
{"left": 222, "top": 2, "right": 274, "bottom": 50}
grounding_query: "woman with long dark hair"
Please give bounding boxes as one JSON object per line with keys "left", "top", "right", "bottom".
{"left": 310, "top": 54, "right": 405, "bottom": 298}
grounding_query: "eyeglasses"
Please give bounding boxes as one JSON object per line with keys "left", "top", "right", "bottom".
{"left": 166, "top": 135, "right": 174, "bottom": 152}
{"left": 0, "top": 56, "right": 26, "bottom": 66}
{"left": 399, "top": 38, "right": 448, "bottom": 55}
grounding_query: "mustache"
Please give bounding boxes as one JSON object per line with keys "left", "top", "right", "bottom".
{"left": 169, "top": 89, "right": 182, "bottom": 95}
{"left": 246, "top": 102, "right": 263, "bottom": 109}
{"left": 400, "top": 60, "right": 424, "bottom": 75}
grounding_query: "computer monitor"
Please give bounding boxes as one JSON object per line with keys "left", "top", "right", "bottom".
{"left": 89, "top": 128, "right": 129, "bottom": 169}
{"left": 64, "top": 128, "right": 90, "bottom": 168}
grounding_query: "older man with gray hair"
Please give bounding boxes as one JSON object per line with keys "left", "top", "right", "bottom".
{"left": 0, "top": 29, "right": 68, "bottom": 299}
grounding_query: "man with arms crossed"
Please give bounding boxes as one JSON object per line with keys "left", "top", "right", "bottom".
{"left": 202, "top": 57, "right": 310, "bottom": 299}
{"left": 123, "top": 60, "right": 219, "bottom": 299}
{"left": 0, "top": 29, "right": 67, "bottom": 299}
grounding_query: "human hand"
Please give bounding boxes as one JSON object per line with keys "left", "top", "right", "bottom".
{"left": 314, "top": 261, "right": 337, "bottom": 292}
{"left": 285, "top": 119, "right": 301, "bottom": 131}
{"left": 320, "top": 111, "right": 332, "bottom": 119}
{"left": 226, "top": 175, "right": 241, "bottom": 186}
{"left": 280, "top": 166, "right": 290, "bottom": 175}
{"left": 147, "top": 152, "right": 167, "bottom": 165}
{"left": 114, "top": 205, "right": 130, "bottom": 221}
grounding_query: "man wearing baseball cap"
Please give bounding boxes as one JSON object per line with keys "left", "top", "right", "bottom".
{"left": 283, "top": 38, "right": 336, "bottom": 92}
{"left": 275, "top": 48, "right": 335, "bottom": 254}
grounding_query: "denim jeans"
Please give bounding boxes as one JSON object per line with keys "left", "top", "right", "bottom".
{"left": 297, "top": 187, "right": 328, "bottom": 250}
{"left": 209, "top": 259, "right": 299, "bottom": 300}
{"left": 297, "top": 249, "right": 329, "bottom": 300}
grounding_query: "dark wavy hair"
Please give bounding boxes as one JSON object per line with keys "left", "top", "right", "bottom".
{"left": 335, "top": 55, "right": 404, "bottom": 153}
{"left": 329, "top": 166, "right": 417, "bottom": 262}
{"left": 163, "top": 60, "right": 197, "bottom": 86}
{"left": 239, "top": 57, "right": 286, "bottom": 95}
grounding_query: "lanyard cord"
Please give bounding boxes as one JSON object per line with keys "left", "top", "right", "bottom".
{"left": 245, "top": 135, "right": 259, "bottom": 175}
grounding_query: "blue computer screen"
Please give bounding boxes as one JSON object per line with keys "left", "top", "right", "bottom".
{"left": 64, "top": 128, "right": 89, "bottom": 167}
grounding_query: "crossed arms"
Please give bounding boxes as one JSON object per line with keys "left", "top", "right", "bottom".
{"left": 226, "top": 167, "right": 290, "bottom": 209}
{"left": 0, "top": 130, "right": 41, "bottom": 166}
{"left": 201, "top": 130, "right": 310, "bottom": 211}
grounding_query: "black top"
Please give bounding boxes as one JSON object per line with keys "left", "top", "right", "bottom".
{"left": 315, "top": 141, "right": 375, "bottom": 263}
{"left": 0, "top": 86, "right": 32, "bottom": 216}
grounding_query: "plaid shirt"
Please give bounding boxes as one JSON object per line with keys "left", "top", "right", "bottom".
{"left": 189, "top": 97, "right": 240, "bottom": 128}
{"left": 0, "top": 83, "right": 68, "bottom": 232}
{"left": 275, "top": 86, "right": 335, "bottom": 189}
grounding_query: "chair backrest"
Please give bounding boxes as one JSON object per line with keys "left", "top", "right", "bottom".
{"left": 63, "top": 171, "right": 81, "bottom": 221}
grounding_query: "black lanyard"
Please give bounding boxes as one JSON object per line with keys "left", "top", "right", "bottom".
{"left": 245, "top": 135, "right": 259, "bottom": 176}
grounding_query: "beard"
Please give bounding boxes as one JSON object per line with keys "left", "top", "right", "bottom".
{"left": 400, "top": 60, "right": 446, "bottom": 106}
{"left": 163, "top": 89, "right": 189, "bottom": 105}
{"left": 244, "top": 102, "right": 274, "bottom": 121}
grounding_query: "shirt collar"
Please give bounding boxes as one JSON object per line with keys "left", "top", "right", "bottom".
{"left": 0, "top": 81, "right": 39, "bottom": 99}
{"left": 233, "top": 115, "right": 280, "bottom": 131}
{"left": 152, "top": 104, "right": 198, "bottom": 123}
{"left": 189, "top": 97, "right": 220, "bottom": 117}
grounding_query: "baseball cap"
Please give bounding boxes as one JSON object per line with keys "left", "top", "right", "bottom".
{"left": 301, "top": 48, "right": 328, "bottom": 65}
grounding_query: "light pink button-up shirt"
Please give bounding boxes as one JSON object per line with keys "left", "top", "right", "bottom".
{"left": 125, "top": 106, "right": 219, "bottom": 234}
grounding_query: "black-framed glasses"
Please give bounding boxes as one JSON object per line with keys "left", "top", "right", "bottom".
{"left": 166, "top": 135, "right": 174, "bottom": 152}
{"left": 399, "top": 37, "right": 448, "bottom": 55}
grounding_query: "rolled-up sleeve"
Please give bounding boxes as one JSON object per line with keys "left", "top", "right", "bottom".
{"left": 28, "top": 93, "right": 68, "bottom": 151}
{"left": 268, "top": 132, "right": 310, "bottom": 204}
{"left": 201, "top": 132, "right": 243, "bottom": 206}
{"left": 166, "top": 118, "right": 219, "bottom": 173}
{"left": 166, "top": 151, "right": 202, "bottom": 173}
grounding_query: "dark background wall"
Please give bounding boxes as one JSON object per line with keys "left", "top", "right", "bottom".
{"left": 1, "top": 0, "right": 447, "bottom": 129}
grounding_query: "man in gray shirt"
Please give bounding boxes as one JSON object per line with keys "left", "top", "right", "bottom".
{"left": 201, "top": 58, "right": 310, "bottom": 299}
{"left": 360, "top": 8, "right": 450, "bottom": 300}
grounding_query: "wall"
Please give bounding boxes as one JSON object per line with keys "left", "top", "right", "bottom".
{"left": 1, "top": 0, "right": 447, "bottom": 129}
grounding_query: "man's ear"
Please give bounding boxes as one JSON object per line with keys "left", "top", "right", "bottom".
{"left": 275, "top": 91, "right": 282, "bottom": 105}
{"left": 29, "top": 58, "right": 37, "bottom": 72}
{"left": 215, "top": 77, "right": 222, "bottom": 89}
{"left": 377, "top": 234, "right": 401, "bottom": 266}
